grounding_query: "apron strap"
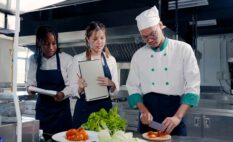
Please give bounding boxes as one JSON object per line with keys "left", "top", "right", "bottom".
{"left": 101, "top": 52, "right": 112, "bottom": 80}
{"left": 56, "top": 53, "right": 61, "bottom": 71}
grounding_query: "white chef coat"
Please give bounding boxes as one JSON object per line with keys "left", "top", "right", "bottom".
{"left": 26, "top": 52, "right": 73, "bottom": 97}
{"left": 70, "top": 52, "right": 119, "bottom": 98}
{"left": 126, "top": 38, "right": 200, "bottom": 98}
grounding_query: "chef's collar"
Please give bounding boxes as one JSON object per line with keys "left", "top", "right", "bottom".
{"left": 151, "top": 37, "right": 168, "bottom": 52}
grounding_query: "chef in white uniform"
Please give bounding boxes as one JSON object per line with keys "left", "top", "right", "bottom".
{"left": 126, "top": 6, "right": 200, "bottom": 136}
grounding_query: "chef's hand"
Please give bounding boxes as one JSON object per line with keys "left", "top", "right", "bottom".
{"left": 137, "top": 102, "right": 153, "bottom": 125}
{"left": 54, "top": 92, "right": 65, "bottom": 102}
{"left": 27, "top": 86, "right": 35, "bottom": 95}
{"left": 162, "top": 115, "right": 181, "bottom": 134}
{"left": 140, "top": 111, "right": 153, "bottom": 125}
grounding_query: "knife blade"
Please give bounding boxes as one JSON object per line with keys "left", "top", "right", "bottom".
{"left": 148, "top": 121, "right": 166, "bottom": 131}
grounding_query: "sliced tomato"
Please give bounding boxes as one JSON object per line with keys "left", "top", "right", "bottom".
{"left": 66, "top": 129, "right": 78, "bottom": 137}
{"left": 157, "top": 131, "right": 166, "bottom": 137}
{"left": 66, "top": 128, "right": 89, "bottom": 141}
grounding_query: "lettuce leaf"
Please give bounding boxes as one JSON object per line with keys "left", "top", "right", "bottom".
{"left": 81, "top": 106, "right": 127, "bottom": 135}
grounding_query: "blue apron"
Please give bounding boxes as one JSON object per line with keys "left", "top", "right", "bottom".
{"left": 36, "top": 53, "right": 72, "bottom": 136}
{"left": 72, "top": 53, "right": 112, "bottom": 128}
{"left": 138, "top": 92, "right": 187, "bottom": 136}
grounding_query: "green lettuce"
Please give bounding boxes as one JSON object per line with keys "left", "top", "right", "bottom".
{"left": 81, "top": 106, "right": 126, "bottom": 135}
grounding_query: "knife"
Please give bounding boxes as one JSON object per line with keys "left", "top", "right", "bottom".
{"left": 148, "top": 121, "right": 166, "bottom": 131}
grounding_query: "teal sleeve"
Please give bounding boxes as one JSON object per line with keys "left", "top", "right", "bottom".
{"left": 181, "top": 93, "right": 200, "bottom": 107}
{"left": 128, "top": 93, "right": 143, "bottom": 108}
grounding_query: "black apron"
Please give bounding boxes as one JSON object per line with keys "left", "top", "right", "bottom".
{"left": 36, "top": 53, "right": 72, "bottom": 137}
{"left": 72, "top": 53, "right": 112, "bottom": 128}
{"left": 138, "top": 92, "right": 187, "bottom": 136}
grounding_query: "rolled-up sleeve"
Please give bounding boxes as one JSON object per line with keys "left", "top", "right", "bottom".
{"left": 126, "top": 55, "right": 143, "bottom": 108}
{"left": 182, "top": 45, "right": 201, "bottom": 107}
{"left": 109, "top": 56, "right": 119, "bottom": 95}
{"left": 69, "top": 55, "right": 81, "bottom": 98}
{"left": 26, "top": 55, "right": 37, "bottom": 88}
{"left": 61, "top": 54, "right": 74, "bottom": 98}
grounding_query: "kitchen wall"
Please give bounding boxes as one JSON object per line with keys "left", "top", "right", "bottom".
{"left": 197, "top": 33, "right": 233, "bottom": 93}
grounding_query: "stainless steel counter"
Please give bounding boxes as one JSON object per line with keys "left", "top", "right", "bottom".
{"left": 185, "top": 94, "right": 233, "bottom": 141}
{"left": 170, "top": 136, "right": 230, "bottom": 142}
{"left": 133, "top": 133, "right": 230, "bottom": 142}
{"left": 0, "top": 116, "right": 39, "bottom": 142}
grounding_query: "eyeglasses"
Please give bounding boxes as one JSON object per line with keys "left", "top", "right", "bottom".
{"left": 141, "top": 30, "right": 159, "bottom": 41}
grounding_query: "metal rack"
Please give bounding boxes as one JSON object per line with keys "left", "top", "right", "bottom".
{"left": 0, "top": 0, "right": 21, "bottom": 141}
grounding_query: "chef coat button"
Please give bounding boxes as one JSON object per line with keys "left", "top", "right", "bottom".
{"left": 151, "top": 55, "right": 154, "bottom": 58}
{"left": 165, "top": 67, "right": 168, "bottom": 71}
{"left": 166, "top": 82, "right": 169, "bottom": 85}
{"left": 164, "top": 53, "right": 167, "bottom": 56}
{"left": 151, "top": 68, "right": 155, "bottom": 71}
{"left": 152, "top": 82, "right": 155, "bottom": 85}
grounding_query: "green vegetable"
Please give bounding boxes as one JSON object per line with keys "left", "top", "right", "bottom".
{"left": 81, "top": 106, "right": 127, "bottom": 135}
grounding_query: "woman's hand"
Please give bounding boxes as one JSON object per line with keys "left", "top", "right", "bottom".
{"left": 54, "top": 92, "right": 65, "bottom": 102}
{"left": 97, "top": 76, "right": 112, "bottom": 86}
{"left": 27, "top": 86, "right": 35, "bottom": 95}
{"left": 97, "top": 76, "right": 116, "bottom": 92}
{"left": 162, "top": 115, "right": 181, "bottom": 134}
{"left": 78, "top": 78, "right": 87, "bottom": 95}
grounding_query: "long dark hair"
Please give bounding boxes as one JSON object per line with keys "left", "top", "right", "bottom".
{"left": 85, "top": 21, "right": 111, "bottom": 60}
{"left": 34, "top": 25, "right": 60, "bottom": 66}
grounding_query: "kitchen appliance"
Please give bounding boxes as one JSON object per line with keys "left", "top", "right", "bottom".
{"left": 0, "top": 117, "right": 39, "bottom": 142}
{"left": 228, "top": 58, "right": 233, "bottom": 95}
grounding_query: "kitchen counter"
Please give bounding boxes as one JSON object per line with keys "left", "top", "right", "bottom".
{"left": 169, "top": 136, "right": 230, "bottom": 142}
{"left": 189, "top": 98, "right": 233, "bottom": 116}
{"left": 0, "top": 116, "right": 39, "bottom": 142}
{"left": 133, "top": 133, "right": 230, "bottom": 142}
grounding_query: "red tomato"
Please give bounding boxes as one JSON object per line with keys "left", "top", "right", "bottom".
{"left": 66, "top": 129, "right": 77, "bottom": 137}
{"left": 66, "top": 128, "right": 89, "bottom": 141}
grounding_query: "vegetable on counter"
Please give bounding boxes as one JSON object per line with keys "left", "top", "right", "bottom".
{"left": 66, "top": 127, "right": 89, "bottom": 141}
{"left": 81, "top": 106, "right": 126, "bottom": 135}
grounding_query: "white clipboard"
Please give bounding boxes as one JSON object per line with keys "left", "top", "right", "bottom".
{"left": 79, "top": 59, "right": 109, "bottom": 101}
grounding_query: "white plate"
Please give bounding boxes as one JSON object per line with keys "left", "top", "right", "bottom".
{"left": 52, "top": 130, "right": 99, "bottom": 142}
{"left": 52, "top": 130, "right": 148, "bottom": 142}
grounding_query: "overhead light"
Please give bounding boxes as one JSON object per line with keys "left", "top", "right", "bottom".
{"left": 189, "top": 19, "right": 217, "bottom": 27}
{"left": 36, "top": 0, "right": 102, "bottom": 11}
{"left": 0, "top": 12, "right": 4, "bottom": 28}
{"left": 168, "top": 0, "right": 209, "bottom": 10}
{"left": 9, "top": 0, "right": 66, "bottom": 13}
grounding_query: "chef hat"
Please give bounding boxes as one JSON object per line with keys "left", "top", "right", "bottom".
{"left": 136, "top": 6, "right": 160, "bottom": 31}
